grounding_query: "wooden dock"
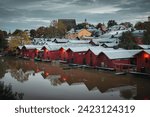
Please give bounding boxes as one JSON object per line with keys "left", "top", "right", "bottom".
{"left": 95, "top": 66, "right": 115, "bottom": 71}
{"left": 129, "top": 71, "right": 150, "bottom": 77}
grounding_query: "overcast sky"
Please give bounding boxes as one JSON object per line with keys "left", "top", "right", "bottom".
{"left": 0, "top": 0, "right": 150, "bottom": 32}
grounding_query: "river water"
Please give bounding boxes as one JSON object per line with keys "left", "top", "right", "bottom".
{"left": 0, "top": 57, "right": 150, "bottom": 100}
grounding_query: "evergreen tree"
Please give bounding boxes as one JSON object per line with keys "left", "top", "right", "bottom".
{"left": 30, "top": 29, "right": 36, "bottom": 39}
{"left": 143, "top": 31, "right": 150, "bottom": 44}
{"left": 0, "top": 30, "right": 8, "bottom": 50}
{"left": 119, "top": 32, "right": 138, "bottom": 49}
{"left": 107, "top": 20, "right": 117, "bottom": 28}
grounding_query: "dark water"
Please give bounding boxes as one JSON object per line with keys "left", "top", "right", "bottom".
{"left": 0, "top": 57, "right": 150, "bottom": 100}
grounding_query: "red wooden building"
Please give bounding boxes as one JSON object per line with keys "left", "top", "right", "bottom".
{"left": 22, "top": 45, "right": 42, "bottom": 59}
{"left": 59, "top": 47, "right": 69, "bottom": 61}
{"left": 66, "top": 47, "right": 89, "bottom": 64}
{"left": 85, "top": 47, "right": 104, "bottom": 66}
{"left": 134, "top": 50, "right": 150, "bottom": 73}
{"left": 97, "top": 50, "right": 140, "bottom": 71}
{"left": 85, "top": 47, "right": 122, "bottom": 67}
{"left": 41, "top": 45, "right": 61, "bottom": 60}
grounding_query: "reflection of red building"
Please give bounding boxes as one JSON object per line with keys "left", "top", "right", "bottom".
{"left": 134, "top": 50, "right": 150, "bottom": 73}
{"left": 64, "top": 69, "right": 136, "bottom": 94}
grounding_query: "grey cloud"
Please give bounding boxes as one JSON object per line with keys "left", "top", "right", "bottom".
{"left": 0, "top": 0, "right": 149, "bottom": 31}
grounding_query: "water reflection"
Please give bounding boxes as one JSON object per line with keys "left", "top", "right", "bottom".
{"left": 0, "top": 57, "right": 150, "bottom": 100}
{"left": 0, "top": 81, "right": 24, "bottom": 100}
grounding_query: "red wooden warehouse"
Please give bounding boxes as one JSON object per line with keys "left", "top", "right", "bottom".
{"left": 22, "top": 45, "right": 42, "bottom": 59}
{"left": 59, "top": 47, "right": 69, "bottom": 61}
{"left": 134, "top": 50, "right": 150, "bottom": 73}
{"left": 41, "top": 45, "right": 61, "bottom": 60}
{"left": 85, "top": 47, "right": 104, "bottom": 66}
{"left": 97, "top": 50, "right": 140, "bottom": 71}
{"left": 66, "top": 47, "right": 89, "bottom": 64}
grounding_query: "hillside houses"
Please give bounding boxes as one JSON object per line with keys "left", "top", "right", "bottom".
{"left": 65, "top": 29, "right": 92, "bottom": 39}
{"left": 14, "top": 20, "right": 150, "bottom": 75}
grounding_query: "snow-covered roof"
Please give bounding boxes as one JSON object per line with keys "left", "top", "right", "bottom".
{"left": 67, "top": 47, "right": 89, "bottom": 52}
{"left": 132, "top": 30, "right": 145, "bottom": 38}
{"left": 101, "top": 30, "right": 128, "bottom": 38}
{"left": 17, "top": 46, "right": 23, "bottom": 49}
{"left": 42, "top": 44, "right": 64, "bottom": 51}
{"left": 76, "top": 29, "right": 91, "bottom": 33}
{"left": 23, "top": 45, "right": 42, "bottom": 50}
{"left": 101, "top": 43, "right": 118, "bottom": 48}
{"left": 69, "top": 40, "right": 90, "bottom": 44}
{"left": 132, "top": 30, "right": 145, "bottom": 34}
{"left": 109, "top": 25, "right": 127, "bottom": 31}
{"left": 82, "top": 36, "right": 94, "bottom": 39}
{"left": 93, "top": 38, "right": 119, "bottom": 43}
{"left": 59, "top": 46, "right": 70, "bottom": 51}
{"left": 87, "top": 27, "right": 98, "bottom": 32}
{"left": 144, "top": 50, "right": 150, "bottom": 54}
{"left": 53, "top": 38, "right": 69, "bottom": 43}
{"left": 88, "top": 47, "right": 105, "bottom": 55}
{"left": 130, "top": 49, "right": 150, "bottom": 56}
{"left": 67, "top": 28, "right": 75, "bottom": 34}
{"left": 88, "top": 47, "right": 124, "bottom": 55}
{"left": 101, "top": 50, "right": 141, "bottom": 59}
{"left": 138, "top": 45, "right": 150, "bottom": 49}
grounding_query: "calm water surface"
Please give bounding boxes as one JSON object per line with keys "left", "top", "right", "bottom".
{"left": 0, "top": 57, "right": 150, "bottom": 100}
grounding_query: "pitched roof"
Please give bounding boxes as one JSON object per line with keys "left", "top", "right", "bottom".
{"left": 22, "top": 45, "right": 42, "bottom": 50}
{"left": 42, "top": 44, "right": 63, "bottom": 51}
{"left": 69, "top": 40, "right": 90, "bottom": 44}
{"left": 144, "top": 50, "right": 150, "bottom": 54}
{"left": 17, "top": 46, "right": 23, "bottom": 49}
{"left": 88, "top": 47, "right": 124, "bottom": 56}
{"left": 88, "top": 47, "right": 104, "bottom": 55}
{"left": 138, "top": 45, "right": 150, "bottom": 49}
{"left": 101, "top": 50, "right": 141, "bottom": 59}
{"left": 101, "top": 43, "right": 118, "bottom": 48}
{"left": 67, "top": 47, "right": 89, "bottom": 52}
{"left": 76, "top": 29, "right": 91, "bottom": 33}
{"left": 53, "top": 38, "right": 69, "bottom": 43}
